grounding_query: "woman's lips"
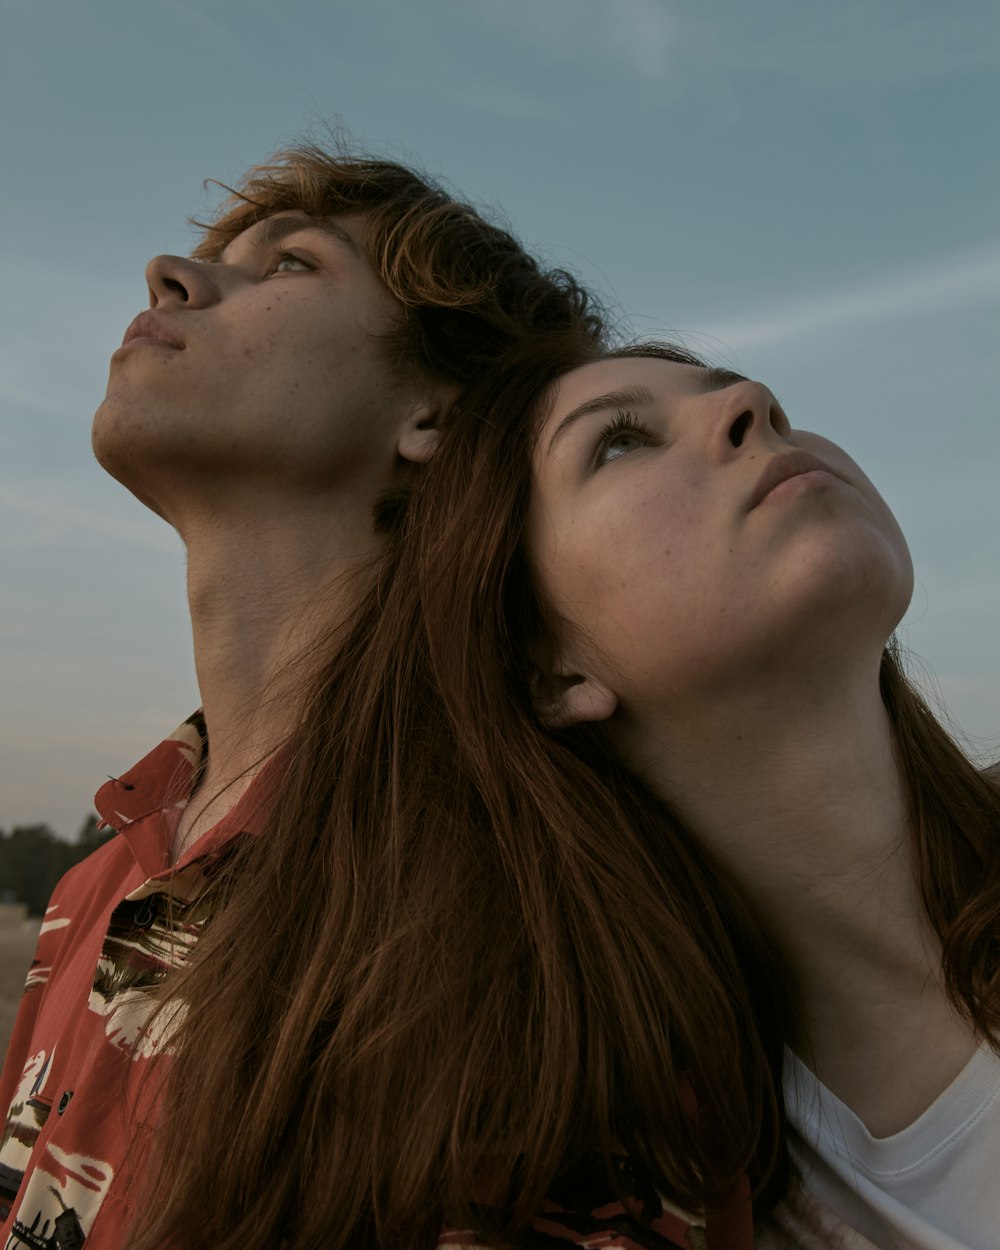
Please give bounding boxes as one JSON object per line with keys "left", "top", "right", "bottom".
{"left": 748, "top": 450, "right": 841, "bottom": 510}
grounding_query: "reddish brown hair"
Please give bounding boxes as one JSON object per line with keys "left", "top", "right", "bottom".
{"left": 191, "top": 142, "right": 603, "bottom": 389}
{"left": 132, "top": 333, "right": 999, "bottom": 1249}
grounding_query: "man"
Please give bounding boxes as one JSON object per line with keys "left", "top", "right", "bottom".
{"left": 0, "top": 142, "right": 602, "bottom": 1248}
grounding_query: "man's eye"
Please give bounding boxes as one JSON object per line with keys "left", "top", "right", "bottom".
{"left": 594, "top": 411, "right": 654, "bottom": 466}
{"left": 271, "top": 250, "right": 313, "bottom": 274}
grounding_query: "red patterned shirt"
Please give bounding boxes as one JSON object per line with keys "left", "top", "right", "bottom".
{"left": 0, "top": 717, "right": 750, "bottom": 1250}
{"left": 0, "top": 713, "right": 261, "bottom": 1247}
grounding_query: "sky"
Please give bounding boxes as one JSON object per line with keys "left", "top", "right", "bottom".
{"left": 1, "top": 0, "right": 998, "bottom": 838}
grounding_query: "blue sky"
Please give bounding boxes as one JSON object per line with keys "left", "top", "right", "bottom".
{"left": 1, "top": 0, "right": 998, "bottom": 836}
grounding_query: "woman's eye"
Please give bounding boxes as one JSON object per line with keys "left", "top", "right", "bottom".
{"left": 594, "top": 412, "right": 654, "bottom": 466}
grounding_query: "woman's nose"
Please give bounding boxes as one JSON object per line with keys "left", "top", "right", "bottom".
{"left": 145, "top": 254, "right": 219, "bottom": 309}
{"left": 713, "top": 380, "right": 791, "bottom": 453}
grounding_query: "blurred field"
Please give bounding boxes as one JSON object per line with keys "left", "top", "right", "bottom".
{"left": 1, "top": 918, "right": 41, "bottom": 1062}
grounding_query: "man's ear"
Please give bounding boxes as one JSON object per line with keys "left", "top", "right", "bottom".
{"left": 397, "top": 385, "right": 459, "bottom": 465}
{"left": 530, "top": 666, "right": 618, "bottom": 732}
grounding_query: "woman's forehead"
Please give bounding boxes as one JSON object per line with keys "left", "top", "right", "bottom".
{"left": 547, "top": 355, "right": 708, "bottom": 420}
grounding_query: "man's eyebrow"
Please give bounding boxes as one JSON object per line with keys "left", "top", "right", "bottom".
{"left": 226, "top": 215, "right": 361, "bottom": 260}
{"left": 547, "top": 385, "right": 655, "bottom": 453}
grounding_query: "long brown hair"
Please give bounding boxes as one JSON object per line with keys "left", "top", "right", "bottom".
{"left": 133, "top": 335, "right": 999, "bottom": 1249}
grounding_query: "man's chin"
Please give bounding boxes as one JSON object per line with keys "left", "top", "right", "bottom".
{"left": 91, "top": 416, "right": 172, "bottom": 525}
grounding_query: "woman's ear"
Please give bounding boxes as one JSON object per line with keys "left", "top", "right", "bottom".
{"left": 530, "top": 665, "right": 618, "bottom": 731}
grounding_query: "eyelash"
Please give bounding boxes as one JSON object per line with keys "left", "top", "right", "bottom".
{"left": 269, "top": 249, "right": 315, "bottom": 274}
{"left": 594, "top": 410, "right": 655, "bottom": 465}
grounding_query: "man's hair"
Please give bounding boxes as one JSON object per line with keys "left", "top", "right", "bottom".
{"left": 191, "top": 141, "right": 604, "bottom": 387}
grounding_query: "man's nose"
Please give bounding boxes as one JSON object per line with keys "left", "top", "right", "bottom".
{"left": 145, "top": 254, "right": 219, "bottom": 309}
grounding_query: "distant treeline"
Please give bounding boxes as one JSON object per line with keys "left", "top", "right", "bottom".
{"left": 0, "top": 816, "right": 116, "bottom": 916}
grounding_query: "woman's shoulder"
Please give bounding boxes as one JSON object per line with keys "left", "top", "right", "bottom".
{"left": 757, "top": 1189, "right": 882, "bottom": 1249}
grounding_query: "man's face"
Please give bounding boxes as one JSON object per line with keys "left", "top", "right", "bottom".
{"left": 94, "top": 211, "right": 434, "bottom": 527}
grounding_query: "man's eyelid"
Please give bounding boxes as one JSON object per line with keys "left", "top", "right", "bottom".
{"left": 221, "top": 227, "right": 331, "bottom": 270}
{"left": 270, "top": 247, "right": 318, "bottom": 273}
{"left": 270, "top": 221, "right": 365, "bottom": 264}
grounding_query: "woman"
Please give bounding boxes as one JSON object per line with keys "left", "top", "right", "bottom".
{"left": 403, "top": 334, "right": 1000, "bottom": 1249}
{"left": 135, "top": 335, "right": 997, "bottom": 1250}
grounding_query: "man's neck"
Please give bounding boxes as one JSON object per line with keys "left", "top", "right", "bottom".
{"left": 173, "top": 494, "right": 381, "bottom": 859}
{"left": 622, "top": 663, "right": 978, "bottom": 1134}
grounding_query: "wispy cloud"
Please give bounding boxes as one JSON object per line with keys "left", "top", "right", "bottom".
{"left": 463, "top": 0, "right": 1000, "bottom": 96}
{"left": 148, "top": 0, "right": 260, "bottom": 61}
{"left": 0, "top": 484, "right": 179, "bottom": 553}
{"left": 473, "top": 0, "right": 681, "bottom": 81}
{"left": 694, "top": 242, "right": 1000, "bottom": 351}
{"left": 680, "top": 0, "right": 1000, "bottom": 89}
{"left": 0, "top": 254, "right": 135, "bottom": 421}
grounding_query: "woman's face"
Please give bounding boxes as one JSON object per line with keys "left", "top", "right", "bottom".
{"left": 526, "top": 355, "right": 914, "bottom": 722}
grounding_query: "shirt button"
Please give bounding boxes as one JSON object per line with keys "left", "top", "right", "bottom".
{"left": 58, "top": 1089, "right": 74, "bottom": 1114}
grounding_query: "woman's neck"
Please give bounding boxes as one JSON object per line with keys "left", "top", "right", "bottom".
{"left": 622, "top": 666, "right": 979, "bottom": 1134}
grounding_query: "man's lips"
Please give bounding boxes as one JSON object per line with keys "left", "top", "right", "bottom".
{"left": 748, "top": 449, "right": 841, "bottom": 510}
{"left": 120, "top": 310, "right": 185, "bottom": 350}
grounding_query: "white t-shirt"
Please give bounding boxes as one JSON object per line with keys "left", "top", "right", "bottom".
{"left": 783, "top": 1043, "right": 1000, "bottom": 1249}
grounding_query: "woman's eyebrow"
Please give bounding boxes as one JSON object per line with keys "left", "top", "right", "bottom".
{"left": 546, "top": 367, "right": 750, "bottom": 454}
{"left": 699, "top": 366, "right": 749, "bottom": 391}
{"left": 547, "top": 385, "right": 655, "bottom": 453}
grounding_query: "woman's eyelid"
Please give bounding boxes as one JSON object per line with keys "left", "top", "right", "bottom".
{"left": 593, "top": 409, "right": 657, "bottom": 467}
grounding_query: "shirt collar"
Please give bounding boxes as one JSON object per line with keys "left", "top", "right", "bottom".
{"left": 94, "top": 710, "right": 277, "bottom": 878}
{"left": 95, "top": 711, "right": 206, "bottom": 831}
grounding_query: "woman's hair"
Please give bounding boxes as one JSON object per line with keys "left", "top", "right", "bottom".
{"left": 130, "top": 336, "right": 1000, "bottom": 1250}
{"left": 191, "top": 141, "right": 604, "bottom": 389}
